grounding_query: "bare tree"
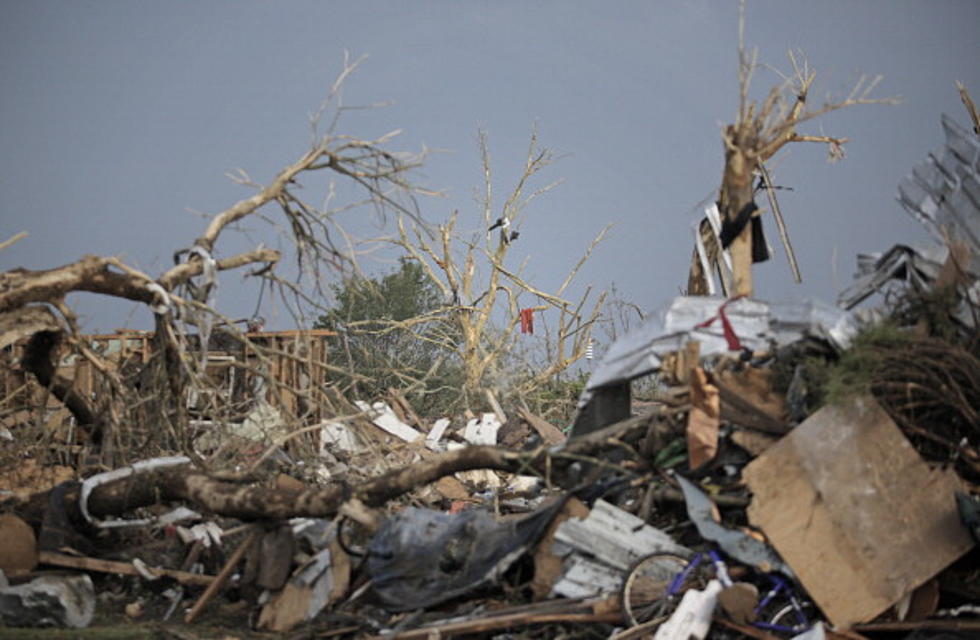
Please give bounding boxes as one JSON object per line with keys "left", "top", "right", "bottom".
{"left": 391, "top": 130, "right": 609, "bottom": 404}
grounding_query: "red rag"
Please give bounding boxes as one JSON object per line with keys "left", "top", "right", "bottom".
{"left": 520, "top": 308, "right": 534, "bottom": 335}
{"left": 694, "top": 295, "right": 745, "bottom": 351}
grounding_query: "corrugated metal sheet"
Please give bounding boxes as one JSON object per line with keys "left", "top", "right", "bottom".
{"left": 840, "top": 114, "right": 980, "bottom": 312}
{"left": 897, "top": 114, "right": 980, "bottom": 273}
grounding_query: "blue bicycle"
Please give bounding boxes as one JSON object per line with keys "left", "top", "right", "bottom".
{"left": 621, "top": 547, "right": 815, "bottom": 635}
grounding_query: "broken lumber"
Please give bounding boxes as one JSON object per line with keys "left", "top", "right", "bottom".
{"left": 362, "top": 596, "right": 621, "bottom": 639}
{"left": 38, "top": 551, "right": 215, "bottom": 587}
{"left": 185, "top": 527, "right": 260, "bottom": 622}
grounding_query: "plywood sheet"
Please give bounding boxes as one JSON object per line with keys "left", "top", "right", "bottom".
{"left": 743, "top": 395, "right": 974, "bottom": 628}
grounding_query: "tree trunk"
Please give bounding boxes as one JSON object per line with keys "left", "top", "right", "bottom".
{"left": 719, "top": 134, "right": 757, "bottom": 297}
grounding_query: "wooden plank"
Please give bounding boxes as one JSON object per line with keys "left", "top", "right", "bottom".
{"left": 38, "top": 551, "right": 215, "bottom": 587}
{"left": 361, "top": 597, "right": 620, "bottom": 639}
{"left": 485, "top": 389, "right": 507, "bottom": 424}
{"left": 517, "top": 407, "right": 566, "bottom": 446}
{"left": 185, "top": 528, "right": 260, "bottom": 622}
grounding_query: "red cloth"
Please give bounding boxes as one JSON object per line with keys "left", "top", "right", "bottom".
{"left": 520, "top": 308, "right": 535, "bottom": 335}
{"left": 694, "top": 295, "right": 745, "bottom": 351}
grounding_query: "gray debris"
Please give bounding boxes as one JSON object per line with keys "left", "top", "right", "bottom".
{"left": 897, "top": 114, "right": 980, "bottom": 274}
{"left": 841, "top": 114, "right": 980, "bottom": 322}
{"left": 675, "top": 474, "right": 792, "bottom": 577}
{"left": 587, "top": 296, "right": 863, "bottom": 393}
{"left": 0, "top": 573, "right": 95, "bottom": 628}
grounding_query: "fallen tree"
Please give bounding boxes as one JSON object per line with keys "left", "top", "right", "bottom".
{"left": 12, "top": 410, "right": 665, "bottom": 527}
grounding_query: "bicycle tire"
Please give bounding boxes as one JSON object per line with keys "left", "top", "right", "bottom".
{"left": 621, "top": 552, "right": 701, "bottom": 627}
{"left": 764, "top": 601, "right": 817, "bottom": 636}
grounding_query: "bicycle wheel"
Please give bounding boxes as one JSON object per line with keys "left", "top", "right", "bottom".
{"left": 763, "top": 600, "right": 818, "bottom": 636}
{"left": 621, "top": 552, "right": 701, "bottom": 627}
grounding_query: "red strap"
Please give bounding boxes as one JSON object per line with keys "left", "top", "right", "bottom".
{"left": 694, "top": 295, "right": 745, "bottom": 351}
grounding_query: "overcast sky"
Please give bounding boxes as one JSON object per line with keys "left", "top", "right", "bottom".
{"left": 1, "top": 1, "right": 978, "bottom": 339}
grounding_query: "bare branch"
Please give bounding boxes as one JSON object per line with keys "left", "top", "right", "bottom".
{"left": 0, "top": 231, "right": 28, "bottom": 252}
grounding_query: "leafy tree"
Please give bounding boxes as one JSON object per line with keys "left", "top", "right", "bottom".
{"left": 316, "top": 258, "right": 461, "bottom": 413}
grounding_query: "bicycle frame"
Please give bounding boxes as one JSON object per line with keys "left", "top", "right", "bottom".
{"left": 662, "top": 549, "right": 811, "bottom": 635}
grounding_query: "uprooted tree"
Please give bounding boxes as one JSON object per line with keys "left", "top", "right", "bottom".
{"left": 1, "top": 54, "right": 609, "bottom": 486}
{"left": 0, "top": 56, "right": 430, "bottom": 466}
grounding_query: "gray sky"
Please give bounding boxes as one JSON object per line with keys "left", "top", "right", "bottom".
{"left": 2, "top": 1, "right": 978, "bottom": 337}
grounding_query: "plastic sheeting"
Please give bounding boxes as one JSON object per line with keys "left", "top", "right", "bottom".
{"left": 366, "top": 498, "right": 567, "bottom": 611}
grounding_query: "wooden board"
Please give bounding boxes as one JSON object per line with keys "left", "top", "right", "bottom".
{"left": 743, "top": 395, "right": 974, "bottom": 628}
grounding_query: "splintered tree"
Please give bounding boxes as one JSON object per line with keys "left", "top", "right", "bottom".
{"left": 391, "top": 130, "right": 608, "bottom": 405}
{"left": 688, "top": 15, "right": 896, "bottom": 297}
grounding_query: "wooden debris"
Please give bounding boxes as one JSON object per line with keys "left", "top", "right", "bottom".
{"left": 0, "top": 458, "right": 75, "bottom": 503}
{"left": 664, "top": 339, "right": 701, "bottom": 385}
{"left": 255, "top": 525, "right": 295, "bottom": 591}
{"left": 744, "top": 396, "right": 975, "bottom": 628}
{"left": 485, "top": 389, "right": 508, "bottom": 424}
{"left": 38, "top": 551, "right": 215, "bottom": 587}
{"left": 388, "top": 387, "right": 424, "bottom": 431}
{"left": 531, "top": 496, "right": 590, "bottom": 600}
{"left": 361, "top": 596, "right": 621, "bottom": 639}
{"left": 498, "top": 418, "right": 533, "bottom": 448}
{"left": 687, "top": 367, "right": 720, "bottom": 470}
{"left": 957, "top": 80, "right": 980, "bottom": 134}
{"left": 257, "top": 536, "right": 350, "bottom": 632}
{"left": 730, "top": 429, "right": 779, "bottom": 457}
{"left": 854, "top": 619, "right": 980, "bottom": 634}
{"left": 517, "top": 407, "right": 566, "bottom": 446}
{"left": 185, "top": 527, "right": 260, "bottom": 622}
{"left": 714, "top": 366, "right": 788, "bottom": 435}
{"left": 274, "top": 473, "right": 306, "bottom": 492}
{"left": 718, "top": 582, "right": 760, "bottom": 625}
{"left": 434, "top": 475, "right": 471, "bottom": 502}
{"left": 338, "top": 498, "right": 382, "bottom": 534}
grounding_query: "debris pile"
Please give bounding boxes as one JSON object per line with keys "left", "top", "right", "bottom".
{"left": 2, "top": 114, "right": 979, "bottom": 639}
